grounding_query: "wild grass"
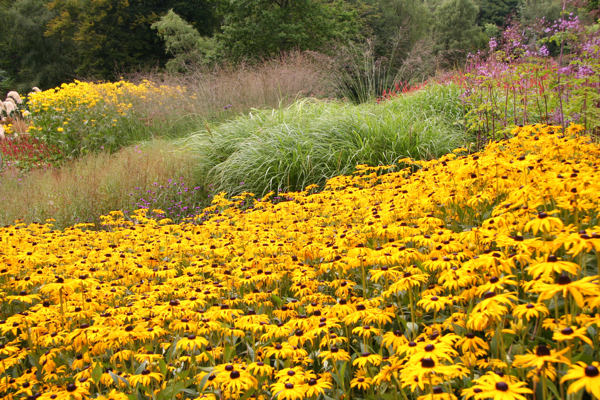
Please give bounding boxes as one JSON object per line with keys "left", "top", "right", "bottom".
{"left": 132, "top": 52, "right": 336, "bottom": 125}
{"left": 0, "top": 141, "right": 205, "bottom": 229}
{"left": 182, "top": 83, "right": 466, "bottom": 197}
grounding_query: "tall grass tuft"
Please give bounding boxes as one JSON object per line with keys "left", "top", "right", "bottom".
{"left": 183, "top": 83, "right": 466, "bottom": 197}
{"left": 132, "top": 52, "right": 336, "bottom": 124}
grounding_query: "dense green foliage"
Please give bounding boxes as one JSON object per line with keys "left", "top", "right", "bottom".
{"left": 219, "top": 0, "right": 362, "bottom": 61}
{"left": 2, "top": 0, "right": 594, "bottom": 94}
{"left": 182, "top": 83, "right": 465, "bottom": 197}
{"left": 433, "top": 0, "right": 486, "bottom": 56}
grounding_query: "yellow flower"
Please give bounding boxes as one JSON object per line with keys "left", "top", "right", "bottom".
{"left": 562, "top": 362, "right": 600, "bottom": 398}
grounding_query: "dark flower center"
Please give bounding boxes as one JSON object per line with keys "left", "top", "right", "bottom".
{"left": 225, "top": 365, "right": 234, "bottom": 371}
{"left": 285, "top": 383, "right": 294, "bottom": 389}
{"left": 66, "top": 384, "right": 77, "bottom": 392}
{"left": 230, "top": 370, "right": 240, "bottom": 379}
{"left": 495, "top": 382, "right": 509, "bottom": 392}
{"left": 561, "top": 327, "right": 574, "bottom": 335}
{"left": 358, "top": 378, "right": 365, "bottom": 382}
{"left": 433, "top": 386, "right": 443, "bottom": 394}
{"left": 308, "top": 378, "right": 317, "bottom": 386}
{"left": 536, "top": 345, "right": 551, "bottom": 357}
{"left": 287, "top": 370, "right": 295, "bottom": 376}
{"left": 585, "top": 366, "right": 599, "bottom": 377}
{"left": 425, "top": 344, "right": 435, "bottom": 352}
{"left": 141, "top": 369, "right": 150, "bottom": 375}
{"left": 547, "top": 255, "right": 558, "bottom": 262}
{"left": 557, "top": 275, "right": 572, "bottom": 285}
{"left": 421, "top": 358, "right": 435, "bottom": 368}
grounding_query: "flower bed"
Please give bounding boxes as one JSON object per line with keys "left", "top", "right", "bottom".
{"left": 0, "top": 124, "right": 599, "bottom": 400}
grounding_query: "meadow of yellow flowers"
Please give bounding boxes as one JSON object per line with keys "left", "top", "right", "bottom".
{"left": 25, "top": 80, "right": 187, "bottom": 157}
{"left": 1, "top": 123, "right": 600, "bottom": 400}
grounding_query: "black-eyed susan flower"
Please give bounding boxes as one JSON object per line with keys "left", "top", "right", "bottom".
{"left": 350, "top": 371, "right": 373, "bottom": 390}
{"left": 561, "top": 362, "right": 600, "bottom": 398}
{"left": 417, "top": 295, "right": 453, "bottom": 313}
{"left": 271, "top": 381, "right": 306, "bottom": 400}
{"left": 128, "top": 369, "right": 162, "bottom": 386}
{"left": 352, "top": 352, "right": 383, "bottom": 368}
{"left": 552, "top": 325, "right": 593, "bottom": 345}
{"left": 455, "top": 332, "right": 489, "bottom": 355}
{"left": 468, "top": 373, "right": 532, "bottom": 400}
{"left": 275, "top": 367, "right": 306, "bottom": 385}
{"left": 527, "top": 254, "right": 580, "bottom": 277}
{"left": 319, "top": 347, "right": 351, "bottom": 362}
{"left": 382, "top": 330, "right": 408, "bottom": 350}
{"left": 536, "top": 274, "right": 599, "bottom": 307}
{"left": 512, "top": 344, "right": 570, "bottom": 370}
{"left": 303, "top": 377, "right": 331, "bottom": 397}
{"left": 512, "top": 302, "right": 549, "bottom": 321}
{"left": 247, "top": 361, "right": 274, "bottom": 378}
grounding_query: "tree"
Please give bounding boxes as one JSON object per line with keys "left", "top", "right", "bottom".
{"left": 0, "top": 0, "right": 76, "bottom": 93}
{"left": 218, "top": 0, "right": 364, "bottom": 62}
{"left": 45, "top": 0, "right": 221, "bottom": 80}
{"left": 151, "top": 10, "right": 216, "bottom": 73}
{"left": 363, "top": 0, "right": 432, "bottom": 59}
{"left": 433, "top": 0, "right": 486, "bottom": 60}
{"left": 476, "top": 0, "right": 519, "bottom": 27}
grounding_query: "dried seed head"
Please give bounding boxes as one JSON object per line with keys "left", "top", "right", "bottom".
{"left": 6, "top": 91, "right": 22, "bottom": 104}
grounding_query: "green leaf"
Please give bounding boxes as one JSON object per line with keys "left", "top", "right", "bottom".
{"left": 91, "top": 363, "right": 104, "bottom": 384}
{"left": 270, "top": 294, "right": 283, "bottom": 308}
{"left": 108, "top": 370, "right": 130, "bottom": 387}
{"left": 158, "top": 359, "right": 168, "bottom": 377}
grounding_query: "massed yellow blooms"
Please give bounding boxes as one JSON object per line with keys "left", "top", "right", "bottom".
{"left": 1, "top": 123, "right": 600, "bottom": 400}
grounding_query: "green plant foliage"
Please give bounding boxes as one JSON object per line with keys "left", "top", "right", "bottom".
{"left": 476, "top": 0, "right": 519, "bottom": 27}
{"left": 0, "top": 0, "right": 76, "bottom": 94}
{"left": 43, "top": 0, "right": 221, "bottom": 81}
{"left": 433, "top": 0, "right": 487, "bottom": 60}
{"left": 182, "top": 84, "right": 466, "bottom": 197}
{"left": 218, "top": 0, "right": 364, "bottom": 62}
{"left": 332, "top": 39, "right": 404, "bottom": 104}
{"left": 151, "top": 10, "right": 216, "bottom": 73}
{"left": 363, "top": 0, "right": 432, "bottom": 58}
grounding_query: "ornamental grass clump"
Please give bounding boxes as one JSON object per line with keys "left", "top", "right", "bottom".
{"left": 184, "top": 83, "right": 465, "bottom": 198}
{"left": 1, "top": 123, "right": 600, "bottom": 400}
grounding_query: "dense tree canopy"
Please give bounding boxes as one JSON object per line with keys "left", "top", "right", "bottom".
{"left": 0, "top": 0, "right": 588, "bottom": 93}
{"left": 434, "top": 0, "right": 486, "bottom": 57}
{"left": 218, "top": 0, "right": 363, "bottom": 61}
